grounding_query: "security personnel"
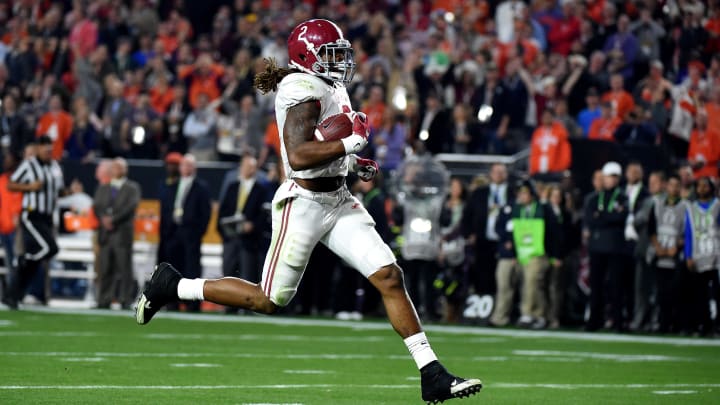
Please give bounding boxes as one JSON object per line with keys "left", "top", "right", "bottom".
{"left": 3, "top": 136, "right": 64, "bottom": 309}
{"left": 648, "top": 174, "right": 686, "bottom": 333}
{"left": 583, "top": 161, "right": 630, "bottom": 332}
{"left": 683, "top": 177, "right": 720, "bottom": 335}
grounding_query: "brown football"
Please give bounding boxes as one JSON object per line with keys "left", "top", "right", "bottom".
{"left": 314, "top": 112, "right": 354, "bottom": 141}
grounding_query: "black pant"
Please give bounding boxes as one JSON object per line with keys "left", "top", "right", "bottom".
{"left": 403, "top": 259, "right": 439, "bottom": 319}
{"left": 685, "top": 269, "right": 720, "bottom": 335}
{"left": 655, "top": 265, "right": 681, "bottom": 333}
{"left": 168, "top": 228, "right": 203, "bottom": 312}
{"left": 588, "top": 252, "right": 625, "bottom": 330}
{"left": 470, "top": 240, "right": 498, "bottom": 295}
{"left": 8, "top": 212, "right": 58, "bottom": 302}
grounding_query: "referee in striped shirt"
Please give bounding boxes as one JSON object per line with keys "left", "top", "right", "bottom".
{"left": 2, "top": 136, "right": 64, "bottom": 309}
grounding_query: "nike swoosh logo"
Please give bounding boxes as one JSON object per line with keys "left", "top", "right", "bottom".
{"left": 450, "top": 379, "right": 459, "bottom": 387}
{"left": 144, "top": 300, "right": 152, "bottom": 309}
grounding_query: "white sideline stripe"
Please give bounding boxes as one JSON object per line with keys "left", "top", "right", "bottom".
{"left": 0, "top": 320, "right": 13, "bottom": 326}
{"left": 0, "top": 331, "right": 101, "bottom": 337}
{"left": 282, "top": 370, "right": 333, "bottom": 374}
{"left": 59, "top": 357, "right": 106, "bottom": 362}
{"left": 0, "top": 331, "right": 503, "bottom": 344}
{"left": 0, "top": 383, "right": 718, "bottom": 390}
{"left": 170, "top": 363, "right": 221, "bottom": 368}
{"left": 0, "top": 351, "right": 593, "bottom": 363}
{"left": 513, "top": 350, "right": 691, "bottom": 362}
{"left": 14, "top": 307, "right": 720, "bottom": 347}
{"left": 653, "top": 390, "right": 697, "bottom": 395}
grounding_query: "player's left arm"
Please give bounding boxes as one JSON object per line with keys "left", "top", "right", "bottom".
{"left": 284, "top": 100, "right": 352, "bottom": 171}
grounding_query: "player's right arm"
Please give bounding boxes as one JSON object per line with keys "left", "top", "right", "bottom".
{"left": 284, "top": 101, "right": 368, "bottom": 171}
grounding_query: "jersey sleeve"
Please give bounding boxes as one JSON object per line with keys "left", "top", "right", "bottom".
{"left": 275, "top": 74, "right": 327, "bottom": 111}
{"left": 10, "top": 160, "right": 30, "bottom": 183}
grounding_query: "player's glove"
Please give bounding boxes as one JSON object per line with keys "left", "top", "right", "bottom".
{"left": 341, "top": 111, "right": 369, "bottom": 155}
{"left": 349, "top": 154, "right": 379, "bottom": 182}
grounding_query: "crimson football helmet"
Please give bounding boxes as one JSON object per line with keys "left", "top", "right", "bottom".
{"left": 287, "top": 19, "right": 356, "bottom": 85}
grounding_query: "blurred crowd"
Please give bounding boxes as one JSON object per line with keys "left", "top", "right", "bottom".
{"left": 0, "top": 0, "right": 719, "bottom": 333}
{"left": 0, "top": 0, "right": 717, "bottom": 174}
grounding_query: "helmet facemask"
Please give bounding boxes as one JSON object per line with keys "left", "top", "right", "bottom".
{"left": 311, "top": 39, "right": 356, "bottom": 85}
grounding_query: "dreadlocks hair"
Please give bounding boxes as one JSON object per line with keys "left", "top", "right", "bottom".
{"left": 254, "top": 58, "right": 294, "bottom": 94}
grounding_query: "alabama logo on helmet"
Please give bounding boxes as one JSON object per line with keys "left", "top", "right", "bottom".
{"left": 287, "top": 19, "right": 356, "bottom": 85}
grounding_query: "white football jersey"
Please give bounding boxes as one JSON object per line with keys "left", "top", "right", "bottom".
{"left": 275, "top": 72, "right": 352, "bottom": 180}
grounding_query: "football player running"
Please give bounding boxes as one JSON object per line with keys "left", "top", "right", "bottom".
{"left": 135, "top": 19, "right": 482, "bottom": 404}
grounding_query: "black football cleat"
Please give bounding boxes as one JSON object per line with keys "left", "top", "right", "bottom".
{"left": 421, "top": 361, "right": 482, "bottom": 404}
{"left": 135, "top": 262, "right": 181, "bottom": 325}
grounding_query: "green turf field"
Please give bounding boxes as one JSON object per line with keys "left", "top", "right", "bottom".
{"left": 1, "top": 309, "right": 719, "bottom": 404}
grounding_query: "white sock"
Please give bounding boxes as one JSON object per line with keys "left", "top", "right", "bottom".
{"left": 177, "top": 278, "right": 206, "bottom": 301}
{"left": 404, "top": 332, "right": 438, "bottom": 370}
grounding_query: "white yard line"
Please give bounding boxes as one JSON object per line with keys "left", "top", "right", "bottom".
{"left": 0, "top": 383, "right": 718, "bottom": 390}
{"left": 282, "top": 370, "right": 333, "bottom": 374}
{"left": 513, "top": 350, "right": 692, "bottom": 362}
{"left": 9, "top": 307, "right": 720, "bottom": 347}
{"left": 169, "top": 363, "right": 221, "bottom": 368}
{"left": 652, "top": 390, "right": 698, "bottom": 395}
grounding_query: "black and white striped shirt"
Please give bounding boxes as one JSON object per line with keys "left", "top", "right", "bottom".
{"left": 10, "top": 157, "right": 64, "bottom": 215}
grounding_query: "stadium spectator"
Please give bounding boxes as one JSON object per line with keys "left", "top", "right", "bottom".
{"left": 35, "top": 94, "right": 73, "bottom": 161}
{"left": 101, "top": 76, "right": 133, "bottom": 158}
{"left": 683, "top": 177, "right": 720, "bottom": 336}
{"left": 92, "top": 158, "right": 140, "bottom": 309}
{"left": 182, "top": 92, "right": 217, "bottom": 161}
{"left": 603, "top": 14, "right": 638, "bottom": 81}
{"left": 178, "top": 53, "right": 224, "bottom": 109}
{"left": 373, "top": 108, "right": 408, "bottom": 173}
{"left": 576, "top": 88, "right": 601, "bottom": 137}
{"left": 667, "top": 61, "right": 707, "bottom": 159}
{"left": 687, "top": 111, "right": 720, "bottom": 180}
{"left": 554, "top": 99, "right": 583, "bottom": 138}
{"left": 588, "top": 101, "right": 621, "bottom": 141}
{"left": 633, "top": 60, "right": 671, "bottom": 131}
{"left": 469, "top": 62, "right": 505, "bottom": 153}
{"left": 584, "top": 161, "right": 630, "bottom": 332}
{"left": 449, "top": 103, "right": 483, "bottom": 154}
{"left": 602, "top": 74, "right": 635, "bottom": 120}
{"left": 613, "top": 106, "right": 657, "bottom": 145}
{"left": 529, "top": 108, "right": 572, "bottom": 177}
{"left": 1, "top": 94, "right": 33, "bottom": 158}
{"left": 418, "top": 91, "right": 451, "bottom": 154}
{"left": 65, "top": 97, "right": 98, "bottom": 162}
{"left": 495, "top": 58, "right": 529, "bottom": 154}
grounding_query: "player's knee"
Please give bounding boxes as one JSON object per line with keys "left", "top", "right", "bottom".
{"left": 373, "top": 264, "right": 406, "bottom": 294}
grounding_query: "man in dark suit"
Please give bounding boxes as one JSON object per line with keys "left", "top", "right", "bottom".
{"left": 418, "top": 92, "right": 452, "bottom": 155}
{"left": 217, "top": 154, "right": 269, "bottom": 313}
{"left": 461, "top": 163, "right": 513, "bottom": 295}
{"left": 93, "top": 158, "right": 141, "bottom": 309}
{"left": 584, "top": 162, "right": 630, "bottom": 332}
{"left": 157, "top": 152, "right": 182, "bottom": 267}
{"left": 168, "top": 153, "right": 211, "bottom": 312}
